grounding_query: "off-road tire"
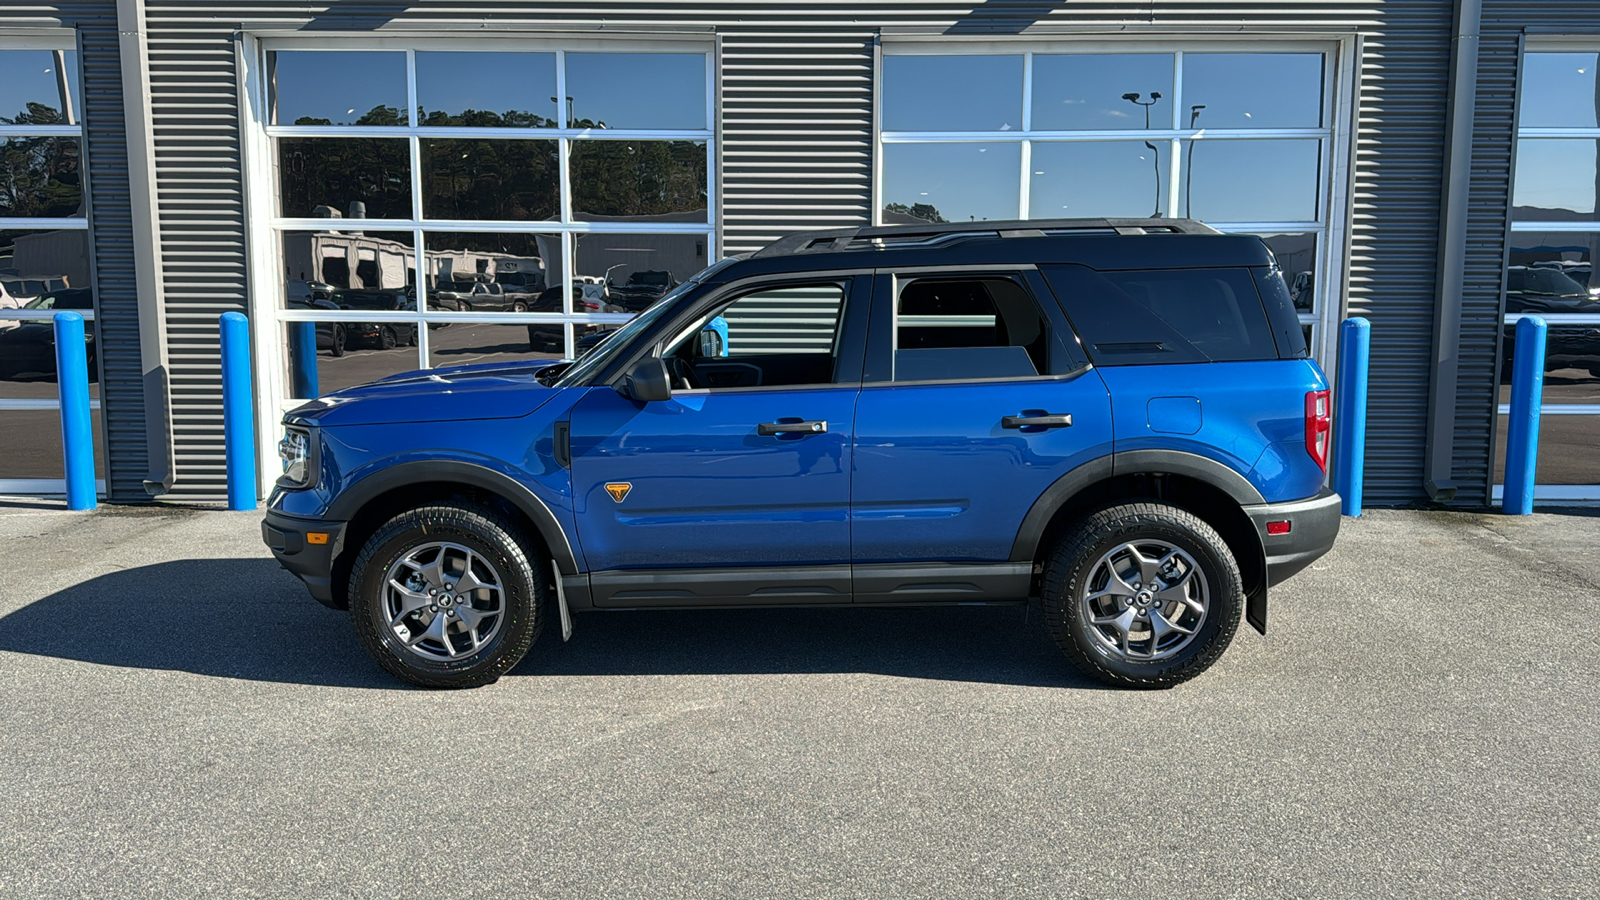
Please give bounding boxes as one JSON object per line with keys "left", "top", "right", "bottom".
{"left": 1041, "top": 502, "right": 1242, "bottom": 689}
{"left": 349, "top": 502, "right": 544, "bottom": 688}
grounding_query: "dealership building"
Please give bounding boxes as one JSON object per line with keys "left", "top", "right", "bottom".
{"left": 0, "top": 0, "right": 1597, "bottom": 506}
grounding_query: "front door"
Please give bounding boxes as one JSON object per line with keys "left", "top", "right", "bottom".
{"left": 850, "top": 270, "right": 1114, "bottom": 600}
{"left": 568, "top": 276, "right": 869, "bottom": 603}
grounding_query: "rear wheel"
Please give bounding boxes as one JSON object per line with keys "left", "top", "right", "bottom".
{"left": 330, "top": 325, "right": 346, "bottom": 357}
{"left": 379, "top": 326, "right": 398, "bottom": 350}
{"left": 348, "top": 502, "right": 544, "bottom": 688}
{"left": 1041, "top": 502, "right": 1242, "bottom": 688}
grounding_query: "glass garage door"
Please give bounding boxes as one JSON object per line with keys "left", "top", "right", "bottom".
{"left": 877, "top": 42, "right": 1346, "bottom": 364}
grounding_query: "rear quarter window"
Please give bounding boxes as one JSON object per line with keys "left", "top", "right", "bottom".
{"left": 1041, "top": 264, "right": 1288, "bottom": 365}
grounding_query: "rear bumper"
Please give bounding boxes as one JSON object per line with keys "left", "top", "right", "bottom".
{"left": 262, "top": 510, "right": 347, "bottom": 609}
{"left": 1243, "top": 487, "right": 1341, "bottom": 586}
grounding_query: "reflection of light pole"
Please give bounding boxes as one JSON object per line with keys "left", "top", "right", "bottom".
{"left": 1123, "top": 92, "right": 1164, "bottom": 217}
{"left": 550, "top": 95, "right": 574, "bottom": 127}
{"left": 1185, "top": 105, "right": 1205, "bottom": 218}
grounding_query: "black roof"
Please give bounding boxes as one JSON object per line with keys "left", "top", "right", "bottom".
{"left": 720, "top": 218, "right": 1273, "bottom": 280}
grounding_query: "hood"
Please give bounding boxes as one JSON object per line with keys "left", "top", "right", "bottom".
{"left": 286, "top": 358, "right": 570, "bottom": 428}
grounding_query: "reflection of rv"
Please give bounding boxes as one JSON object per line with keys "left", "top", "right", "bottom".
{"left": 283, "top": 232, "right": 415, "bottom": 290}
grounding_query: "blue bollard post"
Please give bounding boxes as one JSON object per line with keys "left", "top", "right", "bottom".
{"left": 289, "top": 321, "right": 319, "bottom": 399}
{"left": 220, "top": 311, "right": 257, "bottom": 511}
{"left": 1503, "top": 315, "right": 1547, "bottom": 515}
{"left": 1332, "top": 317, "right": 1371, "bottom": 517}
{"left": 53, "top": 311, "right": 96, "bottom": 510}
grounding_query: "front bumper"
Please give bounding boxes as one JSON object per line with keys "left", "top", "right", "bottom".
{"left": 1243, "top": 487, "right": 1342, "bottom": 587}
{"left": 262, "top": 509, "right": 347, "bottom": 609}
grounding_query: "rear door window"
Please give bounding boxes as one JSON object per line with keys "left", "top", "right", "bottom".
{"left": 892, "top": 276, "right": 1054, "bottom": 381}
{"left": 1041, "top": 264, "right": 1283, "bottom": 365}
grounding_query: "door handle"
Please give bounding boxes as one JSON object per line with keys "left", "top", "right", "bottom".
{"left": 758, "top": 419, "right": 828, "bottom": 436}
{"left": 1001, "top": 413, "right": 1073, "bottom": 429}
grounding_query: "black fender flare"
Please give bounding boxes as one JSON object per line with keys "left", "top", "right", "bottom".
{"left": 1009, "top": 450, "right": 1268, "bottom": 634}
{"left": 325, "top": 460, "right": 580, "bottom": 576}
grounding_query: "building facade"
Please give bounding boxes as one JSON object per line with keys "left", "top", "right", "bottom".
{"left": 0, "top": 0, "right": 1597, "bottom": 506}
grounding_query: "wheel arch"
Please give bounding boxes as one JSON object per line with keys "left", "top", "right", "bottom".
{"left": 324, "top": 461, "right": 578, "bottom": 610}
{"left": 1012, "top": 451, "right": 1268, "bottom": 634}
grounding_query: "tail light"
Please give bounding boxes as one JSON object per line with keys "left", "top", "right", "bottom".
{"left": 1305, "top": 389, "right": 1331, "bottom": 472}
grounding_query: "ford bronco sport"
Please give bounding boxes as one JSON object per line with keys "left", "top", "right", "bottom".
{"left": 263, "top": 218, "right": 1341, "bottom": 689}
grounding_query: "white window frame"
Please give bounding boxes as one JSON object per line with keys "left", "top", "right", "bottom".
{"left": 1495, "top": 36, "right": 1600, "bottom": 502}
{"left": 238, "top": 33, "right": 716, "bottom": 491}
{"left": 0, "top": 29, "right": 105, "bottom": 497}
{"left": 874, "top": 36, "right": 1357, "bottom": 368}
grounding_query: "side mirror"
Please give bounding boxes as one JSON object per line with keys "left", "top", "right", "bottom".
{"left": 617, "top": 356, "right": 672, "bottom": 402}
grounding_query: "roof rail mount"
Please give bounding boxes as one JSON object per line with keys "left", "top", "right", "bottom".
{"left": 751, "top": 217, "right": 1222, "bottom": 258}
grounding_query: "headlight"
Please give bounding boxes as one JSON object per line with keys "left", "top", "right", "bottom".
{"left": 278, "top": 427, "right": 311, "bottom": 487}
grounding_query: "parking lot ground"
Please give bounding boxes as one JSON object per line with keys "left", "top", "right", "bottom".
{"left": 1, "top": 502, "right": 1597, "bottom": 898}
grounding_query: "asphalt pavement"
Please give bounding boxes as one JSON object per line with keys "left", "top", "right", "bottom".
{"left": 0, "top": 501, "right": 1596, "bottom": 898}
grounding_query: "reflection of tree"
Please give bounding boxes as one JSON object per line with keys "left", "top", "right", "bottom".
{"left": 884, "top": 202, "right": 947, "bottom": 223}
{"left": 422, "top": 129, "right": 558, "bottom": 221}
{"left": 0, "top": 103, "right": 81, "bottom": 218}
{"left": 569, "top": 141, "right": 706, "bottom": 218}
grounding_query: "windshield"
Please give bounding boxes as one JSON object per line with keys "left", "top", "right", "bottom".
{"left": 554, "top": 257, "right": 740, "bottom": 388}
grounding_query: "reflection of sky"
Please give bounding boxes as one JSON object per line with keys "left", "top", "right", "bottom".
{"left": 883, "top": 143, "right": 1020, "bottom": 222}
{"left": 1029, "top": 141, "right": 1165, "bottom": 217}
{"left": 1182, "top": 139, "right": 1320, "bottom": 222}
{"left": 1031, "top": 54, "right": 1172, "bottom": 131}
{"left": 882, "top": 56, "right": 1023, "bottom": 132}
{"left": 0, "top": 51, "right": 80, "bottom": 122}
{"left": 1520, "top": 53, "right": 1600, "bottom": 129}
{"left": 1514, "top": 140, "right": 1599, "bottom": 217}
{"left": 1183, "top": 53, "right": 1323, "bottom": 129}
{"left": 416, "top": 52, "right": 557, "bottom": 122}
{"left": 273, "top": 51, "right": 406, "bottom": 125}
{"left": 564, "top": 54, "right": 706, "bottom": 130}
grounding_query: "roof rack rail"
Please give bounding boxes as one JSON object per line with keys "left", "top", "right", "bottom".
{"left": 751, "top": 217, "right": 1222, "bottom": 258}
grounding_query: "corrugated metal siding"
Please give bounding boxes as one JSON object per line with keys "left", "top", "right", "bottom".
{"left": 78, "top": 18, "right": 150, "bottom": 502}
{"left": 125, "top": 0, "right": 1496, "bottom": 504}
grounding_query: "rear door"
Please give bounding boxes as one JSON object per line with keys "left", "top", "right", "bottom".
{"left": 849, "top": 268, "right": 1114, "bottom": 602}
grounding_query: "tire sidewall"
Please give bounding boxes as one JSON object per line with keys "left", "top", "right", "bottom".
{"left": 351, "top": 512, "right": 540, "bottom": 685}
{"left": 1057, "top": 511, "right": 1241, "bottom": 684}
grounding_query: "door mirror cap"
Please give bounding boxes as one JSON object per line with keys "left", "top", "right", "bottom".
{"left": 617, "top": 356, "right": 672, "bottom": 402}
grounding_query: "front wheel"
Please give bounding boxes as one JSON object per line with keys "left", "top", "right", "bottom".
{"left": 348, "top": 503, "right": 544, "bottom": 688}
{"left": 379, "top": 326, "right": 398, "bottom": 350}
{"left": 1041, "top": 502, "right": 1242, "bottom": 688}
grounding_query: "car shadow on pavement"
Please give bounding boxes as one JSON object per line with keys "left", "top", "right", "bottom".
{"left": 0, "top": 559, "right": 1102, "bottom": 690}
{"left": 515, "top": 606, "right": 1105, "bottom": 689}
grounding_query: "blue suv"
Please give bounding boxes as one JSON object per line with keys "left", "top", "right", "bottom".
{"left": 263, "top": 218, "right": 1340, "bottom": 689}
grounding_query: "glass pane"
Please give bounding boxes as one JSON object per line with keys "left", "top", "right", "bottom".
{"left": 0, "top": 410, "right": 104, "bottom": 479}
{"left": 420, "top": 138, "right": 558, "bottom": 221}
{"left": 895, "top": 277, "right": 1047, "bottom": 379}
{"left": 1180, "top": 139, "right": 1320, "bottom": 222}
{"left": 569, "top": 140, "right": 707, "bottom": 222}
{"left": 882, "top": 55, "right": 1023, "bottom": 132}
{"left": 421, "top": 231, "right": 559, "bottom": 313}
{"left": 270, "top": 51, "right": 407, "bottom": 126}
{"left": 1029, "top": 141, "right": 1167, "bottom": 219}
{"left": 1183, "top": 53, "right": 1324, "bottom": 129}
{"left": 1254, "top": 232, "right": 1319, "bottom": 312}
{"left": 563, "top": 53, "right": 707, "bottom": 130}
{"left": 277, "top": 138, "right": 412, "bottom": 219}
{"left": 0, "top": 229, "right": 90, "bottom": 300}
{"left": 415, "top": 52, "right": 558, "bottom": 127}
{"left": 0, "top": 137, "right": 82, "bottom": 217}
{"left": 716, "top": 285, "right": 845, "bottom": 357}
{"left": 1495, "top": 413, "right": 1600, "bottom": 485}
{"left": 882, "top": 142, "right": 1022, "bottom": 224}
{"left": 282, "top": 320, "right": 422, "bottom": 401}
{"left": 573, "top": 231, "right": 707, "bottom": 313}
{"left": 1507, "top": 235, "right": 1599, "bottom": 300}
{"left": 1302, "top": 324, "right": 1315, "bottom": 355}
{"left": 1031, "top": 54, "right": 1174, "bottom": 132}
{"left": 1512, "top": 140, "right": 1600, "bottom": 223}
{"left": 430, "top": 324, "right": 565, "bottom": 372}
{"left": 1519, "top": 52, "right": 1600, "bottom": 130}
{"left": 0, "top": 49, "right": 80, "bottom": 126}
{"left": 281, "top": 230, "right": 415, "bottom": 299}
